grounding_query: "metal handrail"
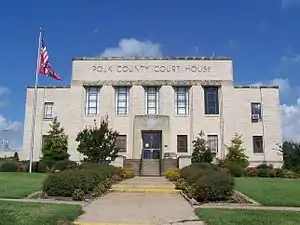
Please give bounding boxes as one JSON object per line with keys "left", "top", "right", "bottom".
{"left": 138, "top": 149, "right": 144, "bottom": 176}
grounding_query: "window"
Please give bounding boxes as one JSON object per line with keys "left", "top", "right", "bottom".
{"left": 42, "top": 135, "right": 49, "bottom": 149}
{"left": 204, "top": 86, "right": 219, "bottom": 115}
{"left": 253, "top": 136, "right": 264, "bottom": 153}
{"left": 117, "top": 135, "right": 127, "bottom": 152}
{"left": 251, "top": 103, "right": 262, "bottom": 122}
{"left": 177, "top": 135, "right": 188, "bottom": 153}
{"left": 145, "top": 86, "right": 159, "bottom": 114}
{"left": 44, "top": 102, "right": 54, "bottom": 119}
{"left": 116, "top": 86, "right": 129, "bottom": 115}
{"left": 85, "top": 86, "right": 100, "bottom": 115}
{"left": 174, "top": 87, "right": 189, "bottom": 115}
{"left": 207, "top": 135, "right": 218, "bottom": 153}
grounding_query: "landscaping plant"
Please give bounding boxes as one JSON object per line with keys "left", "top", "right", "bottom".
{"left": 191, "top": 131, "right": 213, "bottom": 163}
{"left": 76, "top": 115, "right": 120, "bottom": 163}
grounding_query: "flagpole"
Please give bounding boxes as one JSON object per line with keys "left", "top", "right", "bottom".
{"left": 29, "top": 27, "right": 42, "bottom": 173}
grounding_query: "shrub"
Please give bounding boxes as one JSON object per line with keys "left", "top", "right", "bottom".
{"left": 225, "top": 163, "right": 245, "bottom": 177}
{"left": 180, "top": 163, "right": 219, "bottom": 185}
{"left": 163, "top": 168, "right": 180, "bottom": 182}
{"left": 275, "top": 168, "right": 285, "bottom": 178}
{"left": 72, "top": 189, "right": 84, "bottom": 201}
{"left": 283, "top": 169, "right": 300, "bottom": 179}
{"left": 245, "top": 167, "right": 259, "bottom": 177}
{"left": 53, "top": 160, "right": 77, "bottom": 171}
{"left": 91, "top": 184, "right": 106, "bottom": 198}
{"left": 0, "top": 161, "right": 20, "bottom": 172}
{"left": 193, "top": 171, "right": 235, "bottom": 202}
{"left": 256, "top": 164, "right": 273, "bottom": 170}
{"left": 269, "top": 168, "right": 277, "bottom": 177}
{"left": 43, "top": 163, "right": 116, "bottom": 197}
{"left": 191, "top": 131, "right": 213, "bottom": 163}
{"left": 175, "top": 178, "right": 188, "bottom": 190}
{"left": 120, "top": 168, "right": 135, "bottom": 179}
{"left": 258, "top": 168, "right": 270, "bottom": 177}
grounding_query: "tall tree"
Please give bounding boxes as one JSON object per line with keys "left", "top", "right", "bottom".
{"left": 224, "top": 133, "right": 249, "bottom": 168}
{"left": 278, "top": 141, "right": 300, "bottom": 172}
{"left": 41, "top": 117, "right": 69, "bottom": 163}
{"left": 76, "top": 115, "right": 119, "bottom": 163}
{"left": 191, "top": 131, "right": 213, "bottom": 163}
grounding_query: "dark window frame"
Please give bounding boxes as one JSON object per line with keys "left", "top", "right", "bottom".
{"left": 116, "top": 86, "right": 129, "bottom": 115}
{"left": 203, "top": 86, "right": 219, "bottom": 115}
{"left": 251, "top": 102, "right": 262, "bottom": 122}
{"left": 43, "top": 102, "right": 54, "bottom": 120}
{"left": 175, "top": 86, "right": 189, "bottom": 115}
{"left": 207, "top": 135, "right": 218, "bottom": 153}
{"left": 85, "top": 86, "right": 100, "bottom": 115}
{"left": 177, "top": 135, "right": 188, "bottom": 153}
{"left": 253, "top": 136, "right": 264, "bottom": 153}
{"left": 117, "top": 135, "right": 127, "bottom": 152}
{"left": 145, "top": 86, "right": 159, "bottom": 115}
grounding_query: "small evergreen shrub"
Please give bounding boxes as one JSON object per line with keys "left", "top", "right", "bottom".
{"left": 0, "top": 161, "right": 20, "bottom": 172}
{"left": 163, "top": 168, "right": 180, "bottom": 182}
{"left": 258, "top": 168, "right": 270, "bottom": 177}
{"left": 72, "top": 189, "right": 84, "bottom": 201}
{"left": 225, "top": 163, "right": 245, "bottom": 177}
{"left": 275, "top": 168, "right": 285, "bottom": 178}
{"left": 245, "top": 167, "right": 259, "bottom": 177}
{"left": 194, "top": 171, "right": 235, "bottom": 202}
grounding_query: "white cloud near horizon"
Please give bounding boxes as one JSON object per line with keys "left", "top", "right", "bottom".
{"left": 100, "top": 38, "right": 162, "bottom": 57}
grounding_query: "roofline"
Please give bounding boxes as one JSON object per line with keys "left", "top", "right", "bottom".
{"left": 27, "top": 85, "right": 70, "bottom": 89}
{"left": 234, "top": 85, "right": 279, "bottom": 89}
{"left": 72, "top": 56, "right": 232, "bottom": 61}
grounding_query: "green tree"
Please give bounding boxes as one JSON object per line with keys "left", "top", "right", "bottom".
{"left": 224, "top": 133, "right": 249, "bottom": 168}
{"left": 191, "top": 131, "right": 213, "bottom": 163}
{"left": 13, "top": 152, "right": 19, "bottom": 161}
{"left": 278, "top": 141, "right": 300, "bottom": 172}
{"left": 41, "top": 117, "right": 69, "bottom": 164}
{"left": 76, "top": 115, "right": 119, "bottom": 163}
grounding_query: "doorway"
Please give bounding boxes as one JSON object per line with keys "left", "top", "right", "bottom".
{"left": 141, "top": 131, "right": 162, "bottom": 159}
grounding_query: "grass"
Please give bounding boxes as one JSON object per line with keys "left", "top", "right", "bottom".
{"left": 235, "top": 177, "right": 300, "bottom": 206}
{"left": 196, "top": 208, "right": 300, "bottom": 225}
{"left": 0, "top": 172, "right": 47, "bottom": 198}
{"left": 0, "top": 201, "right": 83, "bottom": 225}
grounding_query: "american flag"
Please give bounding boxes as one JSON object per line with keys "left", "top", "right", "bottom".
{"left": 38, "top": 37, "right": 62, "bottom": 81}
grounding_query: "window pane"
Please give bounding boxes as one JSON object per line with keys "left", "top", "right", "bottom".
{"left": 148, "top": 108, "right": 156, "bottom": 114}
{"left": 177, "top": 135, "right": 188, "bottom": 152}
{"left": 204, "top": 87, "right": 219, "bottom": 115}
{"left": 118, "top": 101, "right": 126, "bottom": 108}
{"left": 208, "top": 135, "right": 218, "bottom": 152}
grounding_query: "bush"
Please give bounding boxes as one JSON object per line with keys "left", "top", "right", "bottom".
{"left": 53, "top": 160, "right": 77, "bottom": 171}
{"left": 92, "top": 184, "right": 106, "bottom": 198}
{"left": 258, "top": 168, "right": 270, "bottom": 177}
{"left": 256, "top": 163, "right": 273, "bottom": 170}
{"left": 72, "top": 189, "right": 84, "bottom": 201}
{"left": 269, "top": 168, "right": 277, "bottom": 177}
{"left": 120, "top": 168, "right": 135, "bottom": 179}
{"left": 175, "top": 178, "right": 188, "bottom": 190}
{"left": 224, "top": 163, "right": 245, "bottom": 177}
{"left": 0, "top": 161, "right": 20, "bottom": 172}
{"left": 193, "top": 171, "right": 235, "bottom": 202}
{"left": 180, "top": 163, "right": 219, "bottom": 185}
{"left": 275, "top": 168, "right": 285, "bottom": 178}
{"left": 283, "top": 169, "right": 300, "bottom": 179}
{"left": 43, "top": 163, "right": 117, "bottom": 197}
{"left": 163, "top": 168, "right": 180, "bottom": 182}
{"left": 245, "top": 167, "right": 259, "bottom": 177}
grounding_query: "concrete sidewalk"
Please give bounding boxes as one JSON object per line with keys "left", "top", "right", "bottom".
{"left": 75, "top": 177, "right": 203, "bottom": 225}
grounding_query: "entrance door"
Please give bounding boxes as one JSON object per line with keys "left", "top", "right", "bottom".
{"left": 142, "top": 131, "right": 162, "bottom": 159}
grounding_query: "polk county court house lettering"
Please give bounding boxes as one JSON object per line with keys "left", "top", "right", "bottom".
{"left": 21, "top": 56, "right": 283, "bottom": 175}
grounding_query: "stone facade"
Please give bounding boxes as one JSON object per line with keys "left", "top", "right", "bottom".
{"left": 21, "top": 57, "right": 283, "bottom": 167}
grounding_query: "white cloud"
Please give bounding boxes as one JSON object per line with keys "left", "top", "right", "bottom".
{"left": 278, "top": 0, "right": 300, "bottom": 9}
{"left": 0, "top": 114, "right": 23, "bottom": 150}
{"left": 280, "top": 54, "right": 300, "bottom": 64}
{"left": 0, "top": 87, "right": 9, "bottom": 96}
{"left": 100, "top": 38, "right": 162, "bottom": 57}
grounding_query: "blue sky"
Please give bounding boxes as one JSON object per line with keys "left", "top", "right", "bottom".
{"left": 0, "top": 0, "right": 300, "bottom": 150}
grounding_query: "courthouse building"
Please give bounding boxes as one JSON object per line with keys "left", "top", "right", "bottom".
{"left": 21, "top": 56, "right": 283, "bottom": 171}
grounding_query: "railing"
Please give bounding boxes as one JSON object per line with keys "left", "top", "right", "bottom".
{"left": 138, "top": 149, "right": 144, "bottom": 176}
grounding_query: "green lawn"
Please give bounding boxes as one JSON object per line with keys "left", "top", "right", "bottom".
{"left": 0, "top": 172, "right": 47, "bottom": 198}
{"left": 0, "top": 201, "right": 83, "bottom": 225}
{"left": 235, "top": 177, "right": 300, "bottom": 206}
{"left": 196, "top": 208, "right": 300, "bottom": 225}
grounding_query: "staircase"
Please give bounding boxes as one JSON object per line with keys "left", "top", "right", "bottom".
{"left": 140, "top": 159, "right": 161, "bottom": 176}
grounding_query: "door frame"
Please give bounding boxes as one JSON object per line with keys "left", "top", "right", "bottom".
{"left": 141, "top": 130, "right": 162, "bottom": 159}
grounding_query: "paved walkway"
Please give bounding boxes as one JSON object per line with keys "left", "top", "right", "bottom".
{"left": 75, "top": 177, "right": 203, "bottom": 225}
